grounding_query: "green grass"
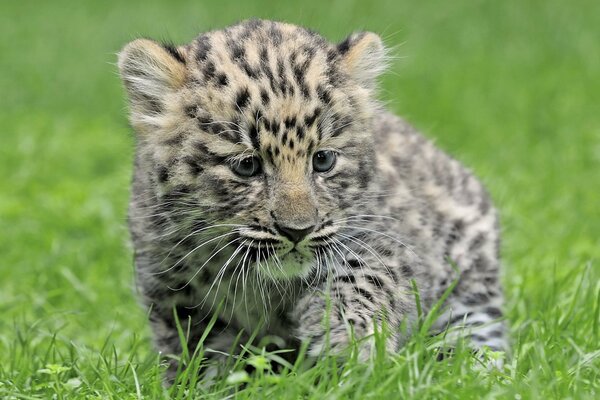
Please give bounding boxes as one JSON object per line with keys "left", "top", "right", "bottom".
{"left": 1, "top": 0, "right": 599, "bottom": 398}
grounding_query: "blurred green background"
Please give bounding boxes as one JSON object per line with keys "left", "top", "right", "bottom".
{"left": 1, "top": 0, "right": 599, "bottom": 397}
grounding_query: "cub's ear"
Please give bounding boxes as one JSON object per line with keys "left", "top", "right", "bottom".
{"left": 117, "top": 39, "right": 187, "bottom": 123}
{"left": 337, "top": 32, "right": 386, "bottom": 89}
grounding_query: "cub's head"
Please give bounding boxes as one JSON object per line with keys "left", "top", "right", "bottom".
{"left": 118, "top": 20, "right": 386, "bottom": 279}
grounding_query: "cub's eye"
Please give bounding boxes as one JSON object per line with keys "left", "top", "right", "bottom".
{"left": 312, "top": 150, "right": 337, "bottom": 173}
{"left": 231, "top": 156, "right": 262, "bottom": 177}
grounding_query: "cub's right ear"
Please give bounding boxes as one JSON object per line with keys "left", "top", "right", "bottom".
{"left": 117, "top": 39, "right": 187, "bottom": 125}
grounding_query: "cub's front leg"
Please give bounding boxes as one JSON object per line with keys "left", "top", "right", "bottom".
{"left": 145, "top": 298, "right": 244, "bottom": 384}
{"left": 292, "top": 254, "right": 418, "bottom": 360}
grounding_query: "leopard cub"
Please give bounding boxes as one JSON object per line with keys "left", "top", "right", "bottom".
{"left": 118, "top": 19, "right": 506, "bottom": 378}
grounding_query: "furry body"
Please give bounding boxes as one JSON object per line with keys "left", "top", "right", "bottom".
{"left": 118, "top": 19, "right": 506, "bottom": 378}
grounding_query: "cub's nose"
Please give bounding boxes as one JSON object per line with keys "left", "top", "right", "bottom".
{"left": 274, "top": 224, "right": 315, "bottom": 243}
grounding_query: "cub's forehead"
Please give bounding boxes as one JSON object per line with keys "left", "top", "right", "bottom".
{"left": 187, "top": 20, "right": 340, "bottom": 91}
{"left": 181, "top": 20, "right": 358, "bottom": 153}
{"left": 189, "top": 20, "right": 335, "bottom": 78}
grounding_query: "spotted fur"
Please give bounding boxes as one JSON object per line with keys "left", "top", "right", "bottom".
{"left": 118, "top": 19, "right": 506, "bottom": 379}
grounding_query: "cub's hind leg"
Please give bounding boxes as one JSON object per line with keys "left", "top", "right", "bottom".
{"left": 434, "top": 278, "right": 507, "bottom": 354}
{"left": 433, "top": 215, "right": 507, "bottom": 355}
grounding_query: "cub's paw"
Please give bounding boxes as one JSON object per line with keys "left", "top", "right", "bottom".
{"left": 293, "top": 294, "right": 374, "bottom": 360}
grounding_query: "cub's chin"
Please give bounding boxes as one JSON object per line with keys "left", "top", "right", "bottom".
{"left": 257, "top": 248, "right": 315, "bottom": 280}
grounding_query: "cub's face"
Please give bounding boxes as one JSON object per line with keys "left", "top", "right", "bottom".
{"left": 119, "top": 20, "right": 385, "bottom": 279}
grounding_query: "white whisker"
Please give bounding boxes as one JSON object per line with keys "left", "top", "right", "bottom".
{"left": 169, "top": 237, "right": 241, "bottom": 291}
{"left": 152, "top": 230, "right": 238, "bottom": 276}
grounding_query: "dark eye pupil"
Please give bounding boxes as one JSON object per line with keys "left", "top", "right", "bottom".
{"left": 313, "top": 150, "right": 336, "bottom": 173}
{"left": 232, "top": 156, "right": 261, "bottom": 177}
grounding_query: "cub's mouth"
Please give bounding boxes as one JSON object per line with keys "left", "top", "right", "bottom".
{"left": 238, "top": 240, "right": 316, "bottom": 280}
{"left": 226, "top": 219, "right": 339, "bottom": 280}
{"left": 266, "top": 250, "right": 316, "bottom": 279}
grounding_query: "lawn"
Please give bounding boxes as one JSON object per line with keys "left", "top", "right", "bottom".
{"left": 1, "top": 0, "right": 599, "bottom": 398}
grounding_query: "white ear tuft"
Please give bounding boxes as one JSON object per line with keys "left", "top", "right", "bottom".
{"left": 117, "top": 39, "right": 187, "bottom": 120}
{"left": 338, "top": 32, "right": 386, "bottom": 89}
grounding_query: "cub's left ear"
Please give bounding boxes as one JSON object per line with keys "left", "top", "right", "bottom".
{"left": 338, "top": 32, "right": 386, "bottom": 89}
